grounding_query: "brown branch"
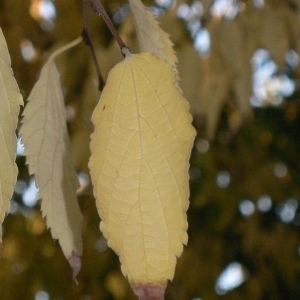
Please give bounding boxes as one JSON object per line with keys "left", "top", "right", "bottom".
{"left": 90, "top": 0, "right": 129, "bottom": 55}
{"left": 82, "top": 0, "right": 105, "bottom": 91}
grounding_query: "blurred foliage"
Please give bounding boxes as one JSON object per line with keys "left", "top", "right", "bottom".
{"left": 1, "top": 0, "right": 300, "bottom": 299}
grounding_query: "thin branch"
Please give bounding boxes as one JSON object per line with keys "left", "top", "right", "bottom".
{"left": 82, "top": 0, "right": 105, "bottom": 91}
{"left": 90, "top": 0, "right": 129, "bottom": 55}
{"left": 83, "top": 0, "right": 89, "bottom": 30}
{"left": 82, "top": 28, "right": 105, "bottom": 91}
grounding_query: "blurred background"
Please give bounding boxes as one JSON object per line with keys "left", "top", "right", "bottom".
{"left": 1, "top": 0, "right": 300, "bottom": 299}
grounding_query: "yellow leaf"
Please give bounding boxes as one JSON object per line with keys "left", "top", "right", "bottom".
{"left": 0, "top": 28, "right": 23, "bottom": 245}
{"left": 129, "top": 0, "right": 178, "bottom": 69}
{"left": 89, "top": 52, "right": 195, "bottom": 297}
{"left": 19, "top": 37, "right": 83, "bottom": 278}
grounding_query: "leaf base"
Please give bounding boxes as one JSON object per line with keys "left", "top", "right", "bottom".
{"left": 131, "top": 283, "right": 166, "bottom": 300}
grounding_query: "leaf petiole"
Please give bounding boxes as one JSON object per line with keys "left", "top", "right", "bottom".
{"left": 48, "top": 36, "right": 83, "bottom": 62}
{"left": 90, "top": 0, "right": 130, "bottom": 56}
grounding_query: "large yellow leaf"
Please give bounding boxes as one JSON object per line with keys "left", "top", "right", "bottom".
{"left": 89, "top": 52, "right": 195, "bottom": 298}
{"left": 19, "top": 38, "right": 83, "bottom": 278}
{"left": 0, "top": 28, "right": 23, "bottom": 246}
{"left": 129, "top": 0, "right": 178, "bottom": 69}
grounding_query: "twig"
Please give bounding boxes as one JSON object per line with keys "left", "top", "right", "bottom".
{"left": 90, "top": 0, "right": 129, "bottom": 55}
{"left": 82, "top": 0, "right": 105, "bottom": 91}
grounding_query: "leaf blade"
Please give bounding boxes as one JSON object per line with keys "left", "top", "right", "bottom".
{"left": 89, "top": 52, "right": 195, "bottom": 293}
{"left": 0, "top": 28, "right": 23, "bottom": 245}
{"left": 19, "top": 41, "right": 83, "bottom": 278}
{"left": 129, "top": 0, "right": 178, "bottom": 69}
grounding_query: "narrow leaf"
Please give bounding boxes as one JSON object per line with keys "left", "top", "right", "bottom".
{"left": 129, "top": 0, "right": 178, "bottom": 69}
{"left": 89, "top": 52, "right": 195, "bottom": 298}
{"left": 19, "top": 37, "right": 83, "bottom": 278}
{"left": 0, "top": 28, "right": 23, "bottom": 247}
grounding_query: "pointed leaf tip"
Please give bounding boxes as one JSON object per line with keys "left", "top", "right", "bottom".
{"left": 68, "top": 251, "right": 82, "bottom": 281}
{"left": 132, "top": 283, "right": 166, "bottom": 300}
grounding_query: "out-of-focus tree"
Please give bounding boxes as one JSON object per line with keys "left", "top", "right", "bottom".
{"left": 1, "top": 0, "right": 300, "bottom": 299}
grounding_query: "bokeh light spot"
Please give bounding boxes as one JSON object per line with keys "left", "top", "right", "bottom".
{"left": 35, "top": 291, "right": 50, "bottom": 300}
{"left": 216, "top": 171, "right": 231, "bottom": 188}
{"left": 215, "top": 262, "right": 248, "bottom": 294}
{"left": 251, "top": 49, "right": 295, "bottom": 107}
{"left": 253, "top": 0, "right": 265, "bottom": 8}
{"left": 276, "top": 198, "right": 298, "bottom": 223}
{"left": 274, "top": 162, "right": 288, "bottom": 178}
{"left": 239, "top": 199, "right": 255, "bottom": 217}
{"left": 30, "top": 0, "right": 56, "bottom": 31}
{"left": 9, "top": 200, "right": 19, "bottom": 215}
{"left": 94, "top": 238, "right": 108, "bottom": 253}
{"left": 30, "top": 0, "right": 56, "bottom": 21}
{"left": 155, "top": 0, "right": 174, "bottom": 9}
{"left": 196, "top": 138, "right": 210, "bottom": 153}
{"left": 285, "top": 50, "right": 299, "bottom": 69}
{"left": 22, "top": 179, "right": 39, "bottom": 207}
{"left": 77, "top": 172, "right": 90, "bottom": 195}
{"left": 20, "top": 39, "right": 38, "bottom": 62}
{"left": 194, "top": 29, "right": 210, "bottom": 55}
{"left": 14, "top": 180, "right": 27, "bottom": 195}
{"left": 189, "top": 167, "right": 201, "bottom": 181}
{"left": 17, "top": 137, "right": 25, "bottom": 157}
{"left": 210, "top": 0, "right": 240, "bottom": 20}
{"left": 257, "top": 195, "right": 272, "bottom": 212}
{"left": 177, "top": 3, "right": 190, "bottom": 19}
